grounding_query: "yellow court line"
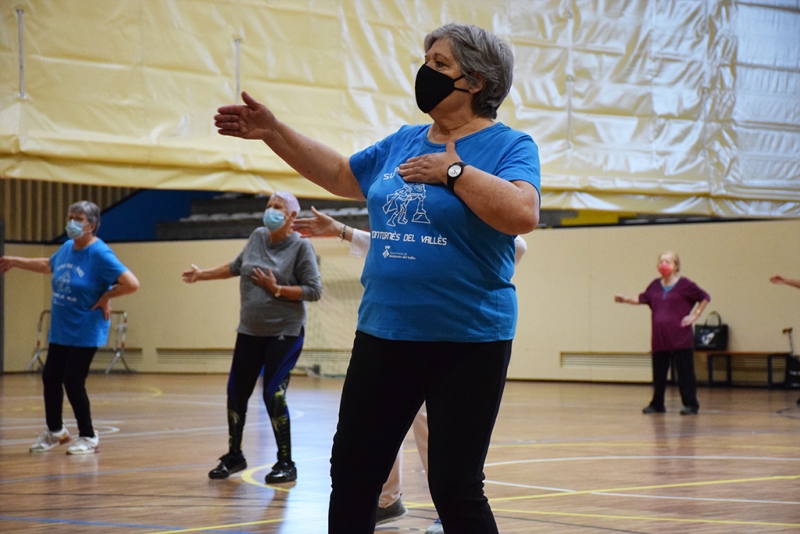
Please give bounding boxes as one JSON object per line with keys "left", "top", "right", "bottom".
{"left": 491, "top": 474, "right": 800, "bottom": 503}
{"left": 240, "top": 465, "right": 292, "bottom": 492}
{"left": 150, "top": 517, "right": 286, "bottom": 533}
{"left": 489, "top": 507, "right": 800, "bottom": 528}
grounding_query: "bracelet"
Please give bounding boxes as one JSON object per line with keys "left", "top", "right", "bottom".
{"left": 274, "top": 285, "right": 282, "bottom": 298}
{"left": 340, "top": 224, "right": 348, "bottom": 240}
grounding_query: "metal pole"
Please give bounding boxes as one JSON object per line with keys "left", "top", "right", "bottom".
{"left": 0, "top": 219, "right": 5, "bottom": 372}
{"left": 17, "top": 8, "right": 25, "bottom": 99}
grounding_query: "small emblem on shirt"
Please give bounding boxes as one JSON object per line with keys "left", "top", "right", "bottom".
{"left": 382, "top": 246, "right": 415, "bottom": 260}
{"left": 383, "top": 184, "right": 429, "bottom": 227}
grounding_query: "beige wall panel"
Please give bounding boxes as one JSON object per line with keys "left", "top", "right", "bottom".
{"left": 510, "top": 220, "right": 800, "bottom": 381}
{"left": 4, "top": 244, "right": 51, "bottom": 370}
{"left": 5, "top": 220, "right": 800, "bottom": 380}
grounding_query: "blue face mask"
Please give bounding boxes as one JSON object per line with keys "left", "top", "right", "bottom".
{"left": 66, "top": 219, "right": 85, "bottom": 240}
{"left": 262, "top": 208, "right": 286, "bottom": 232}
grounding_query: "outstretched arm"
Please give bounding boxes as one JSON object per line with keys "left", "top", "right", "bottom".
{"left": 215, "top": 92, "right": 364, "bottom": 200}
{"left": 292, "top": 206, "right": 371, "bottom": 256}
{"left": 0, "top": 256, "right": 52, "bottom": 274}
{"left": 182, "top": 262, "right": 235, "bottom": 283}
{"left": 771, "top": 275, "right": 800, "bottom": 290}
{"left": 292, "top": 207, "right": 353, "bottom": 240}
{"left": 614, "top": 294, "right": 641, "bottom": 305}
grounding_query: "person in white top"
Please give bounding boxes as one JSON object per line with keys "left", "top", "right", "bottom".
{"left": 293, "top": 207, "right": 528, "bottom": 534}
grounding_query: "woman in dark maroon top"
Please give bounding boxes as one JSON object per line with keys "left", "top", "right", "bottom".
{"left": 615, "top": 251, "right": 710, "bottom": 415}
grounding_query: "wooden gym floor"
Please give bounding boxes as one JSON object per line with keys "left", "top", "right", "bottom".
{"left": 0, "top": 373, "right": 799, "bottom": 533}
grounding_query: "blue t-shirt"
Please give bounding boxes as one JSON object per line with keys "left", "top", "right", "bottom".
{"left": 49, "top": 240, "right": 129, "bottom": 347}
{"left": 349, "top": 122, "right": 540, "bottom": 342}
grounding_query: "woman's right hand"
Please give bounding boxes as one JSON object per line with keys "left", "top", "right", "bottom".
{"left": 0, "top": 256, "right": 16, "bottom": 274}
{"left": 292, "top": 206, "right": 341, "bottom": 238}
{"left": 182, "top": 264, "right": 202, "bottom": 283}
{"left": 214, "top": 91, "right": 277, "bottom": 140}
{"left": 614, "top": 294, "right": 626, "bottom": 303}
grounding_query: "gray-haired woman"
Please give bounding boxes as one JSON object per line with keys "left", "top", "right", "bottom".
{"left": 214, "top": 23, "right": 540, "bottom": 534}
{"left": 183, "top": 191, "right": 322, "bottom": 484}
{"left": 0, "top": 201, "right": 139, "bottom": 454}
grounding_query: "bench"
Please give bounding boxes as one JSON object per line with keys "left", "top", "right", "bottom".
{"left": 699, "top": 351, "right": 792, "bottom": 389}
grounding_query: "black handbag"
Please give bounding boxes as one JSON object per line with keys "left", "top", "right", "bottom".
{"left": 694, "top": 311, "right": 729, "bottom": 351}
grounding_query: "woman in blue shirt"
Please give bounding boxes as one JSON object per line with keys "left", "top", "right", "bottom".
{"left": 214, "top": 23, "right": 539, "bottom": 534}
{"left": 0, "top": 201, "right": 139, "bottom": 455}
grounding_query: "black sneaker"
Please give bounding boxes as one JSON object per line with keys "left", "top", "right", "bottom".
{"left": 679, "top": 406, "right": 699, "bottom": 415}
{"left": 265, "top": 460, "right": 297, "bottom": 484}
{"left": 642, "top": 405, "right": 666, "bottom": 414}
{"left": 376, "top": 497, "right": 408, "bottom": 525}
{"left": 208, "top": 452, "right": 247, "bottom": 479}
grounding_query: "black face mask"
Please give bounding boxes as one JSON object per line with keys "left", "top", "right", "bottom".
{"left": 414, "top": 64, "right": 470, "bottom": 114}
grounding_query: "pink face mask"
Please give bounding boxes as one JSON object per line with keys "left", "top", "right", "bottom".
{"left": 658, "top": 262, "right": 673, "bottom": 277}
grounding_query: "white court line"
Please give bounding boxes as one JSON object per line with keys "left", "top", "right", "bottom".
{"left": 485, "top": 455, "right": 800, "bottom": 467}
{"left": 484, "top": 480, "right": 576, "bottom": 492}
{"left": 595, "top": 492, "right": 800, "bottom": 506}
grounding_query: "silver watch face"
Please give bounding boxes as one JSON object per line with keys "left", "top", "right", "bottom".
{"left": 448, "top": 164, "right": 461, "bottom": 178}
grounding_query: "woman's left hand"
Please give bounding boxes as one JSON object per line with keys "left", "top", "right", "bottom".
{"left": 91, "top": 296, "right": 112, "bottom": 321}
{"left": 252, "top": 267, "right": 278, "bottom": 293}
{"left": 399, "top": 141, "right": 460, "bottom": 185}
{"left": 680, "top": 313, "right": 699, "bottom": 327}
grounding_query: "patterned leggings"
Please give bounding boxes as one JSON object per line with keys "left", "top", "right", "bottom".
{"left": 226, "top": 330, "right": 304, "bottom": 462}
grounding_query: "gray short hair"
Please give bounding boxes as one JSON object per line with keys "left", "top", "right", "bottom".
{"left": 270, "top": 191, "right": 300, "bottom": 215}
{"left": 68, "top": 200, "right": 101, "bottom": 235}
{"left": 424, "top": 24, "right": 514, "bottom": 119}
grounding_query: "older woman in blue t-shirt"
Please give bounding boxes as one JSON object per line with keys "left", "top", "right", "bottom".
{"left": 213, "top": 23, "right": 539, "bottom": 534}
{"left": 0, "top": 201, "right": 139, "bottom": 455}
{"left": 615, "top": 251, "right": 710, "bottom": 415}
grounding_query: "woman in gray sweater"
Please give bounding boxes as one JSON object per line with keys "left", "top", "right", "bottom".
{"left": 182, "top": 191, "right": 322, "bottom": 483}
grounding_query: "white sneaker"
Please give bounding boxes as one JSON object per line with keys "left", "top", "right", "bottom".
{"left": 66, "top": 433, "right": 99, "bottom": 455}
{"left": 30, "top": 427, "right": 71, "bottom": 453}
{"left": 426, "top": 518, "right": 444, "bottom": 534}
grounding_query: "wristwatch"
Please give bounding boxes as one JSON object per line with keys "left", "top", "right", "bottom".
{"left": 447, "top": 161, "right": 467, "bottom": 191}
{"left": 274, "top": 285, "right": 282, "bottom": 298}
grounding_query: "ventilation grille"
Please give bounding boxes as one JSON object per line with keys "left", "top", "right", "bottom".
{"left": 1, "top": 178, "right": 137, "bottom": 242}
{"left": 156, "top": 348, "right": 233, "bottom": 364}
{"left": 561, "top": 352, "right": 652, "bottom": 368}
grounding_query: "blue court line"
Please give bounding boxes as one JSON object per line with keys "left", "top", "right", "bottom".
{"left": 0, "top": 516, "right": 250, "bottom": 533}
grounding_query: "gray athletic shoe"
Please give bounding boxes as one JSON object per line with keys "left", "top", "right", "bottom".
{"left": 376, "top": 497, "right": 407, "bottom": 525}
{"left": 30, "top": 427, "right": 71, "bottom": 453}
{"left": 66, "top": 433, "right": 99, "bottom": 455}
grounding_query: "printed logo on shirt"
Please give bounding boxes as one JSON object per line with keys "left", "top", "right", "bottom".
{"left": 383, "top": 183, "right": 429, "bottom": 227}
{"left": 373, "top": 171, "right": 447, "bottom": 259}
{"left": 54, "top": 271, "right": 72, "bottom": 295}
{"left": 382, "top": 245, "right": 415, "bottom": 260}
{"left": 52, "top": 263, "right": 81, "bottom": 304}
